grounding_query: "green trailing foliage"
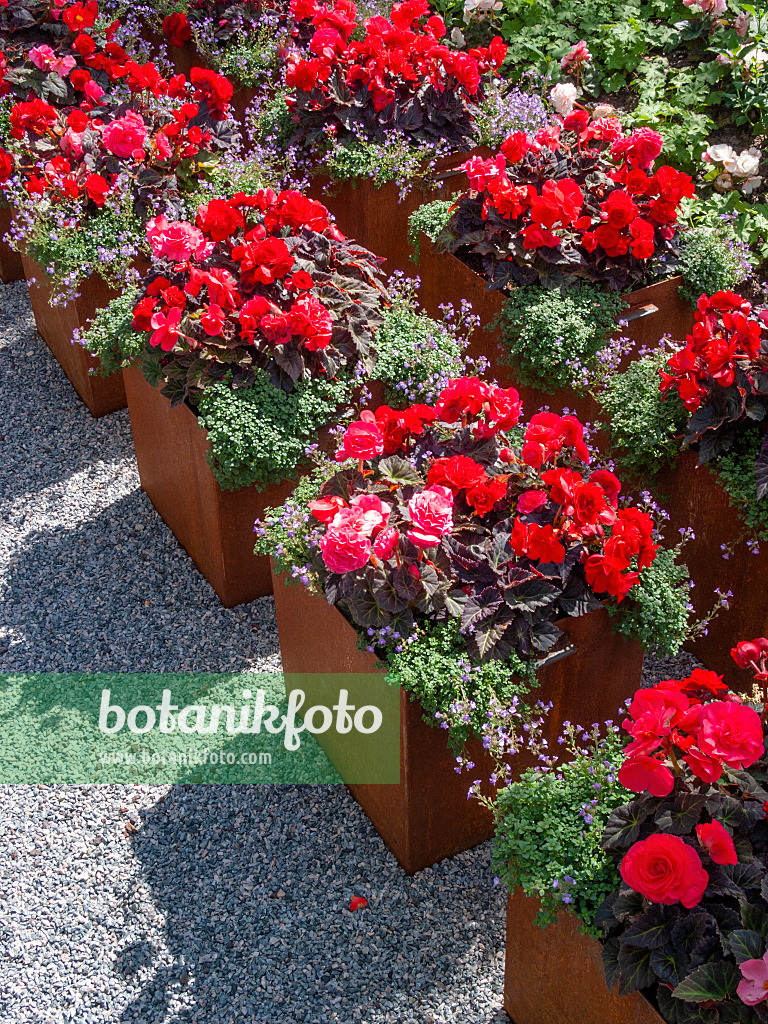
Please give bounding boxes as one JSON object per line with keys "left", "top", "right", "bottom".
{"left": 372, "top": 301, "right": 466, "bottom": 405}
{"left": 407, "top": 199, "right": 455, "bottom": 263}
{"left": 496, "top": 283, "right": 625, "bottom": 393}
{"left": 599, "top": 352, "right": 688, "bottom": 481}
{"left": 493, "top": 723, "right": 628, "bottom": 937}
{"left": 678, "top": 227, "right": 752, "bottom": 308}
{"left": 77, "top": 285, "right": 143, "bottom": 377}
{"left": 23, "top": 204, "right": 146, "bottom": 298}
{"left": 607, "top": 547, "right": 695, "bottom": 656}
{"left": 324, "top": 137, "right": 427, "bottom": 187}
{"left": 711, "top": 428, "right": 768, "bottom": 541}
{"left": 197, "top": 372, "right": 355, "bottom": 492}
{"left": 679, "top": 193, "right": 768, "bottom": 264}
{"left": 205, "top": 25, "right": 288, "bottom": 88}
{"left": 384, "top": 618, "right": 537, "bottom": 750}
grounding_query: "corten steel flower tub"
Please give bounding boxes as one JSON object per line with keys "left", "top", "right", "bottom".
{"left": 271, "top": 566, "right": 644, "bottom": 874}
{"left": 504, "top": 891, "right": 664, "bottom": 1024}
{"left": 123, "top": 362, "right": 307, "bottom": 606}
{"left": 306, "top": 150, "right": 487, "bottom": 280}
{"left": 415, "top": 235, "right": 695, "bottom": 420}
{"left": 652, "top": 448, "right": 768, "bottom": 690}
{"left": 0, "top": 205, "right": 24, "bottom": 284}
{"left": 21, "top": 256, "right": 127, "bottom": 418}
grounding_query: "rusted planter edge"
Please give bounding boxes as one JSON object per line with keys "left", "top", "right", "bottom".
{"left": 504, "top": 890, "right": 664, "bottom": 1024}
{"left": 21, "top": 255, "right": 127, "bottom": 417}
{"left": 420, "top": 233, "right": 687, "bottom": 323}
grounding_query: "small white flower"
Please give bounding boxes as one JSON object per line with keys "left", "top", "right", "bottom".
{"left": 744, "top": 47, "right": 768, "bottom": 69}
{"left": 703, "top": 143, "right": 736, "bottom": 166}
{"left": 714, "top": 170, "right": 734, "bottom": 193}
{"left": 451, "top": 26, "right": 466, "bottom": 46}
{"left": 741, "top": 175, "right": 762, "bottom": 195}
{"left": 592, "top": 103, "right": 615, "bottom": 118}
{"left": 733, "top": 148, "right": 761, "bottom": 178}
{"left": 549, "top": 82, "right": 578, "bottom": 116}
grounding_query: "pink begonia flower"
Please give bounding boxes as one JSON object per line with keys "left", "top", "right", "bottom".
{"left": 698, "top": 700, "right": 763, "bottom": 768}
{"left": 348, "top": 494, "right": 391, "bottom": 537}
{"left": 463, "top": 152, "right": 506, "bottom": 191}
{"left": 738, "top": 953, "right": 768, "bottom": 1006}
{"left": 30, "top": 45, "right": 76, "bottom": 76}
{"left": 695, "top": 821, "right": 737, "bottom": 865}
{"left": 60, "top": 127, "right": 84, "bottom": 161}
{"left": 407, "top": 485, "right": 454, "bottom": 548}
{"left": 618, "top": 754, "right": 675, "bottom": 797}
{"left": 324, "top": 507, "right": 376, "bottom": 545}
{"left": 517, "top": 489, "right": 548, "bottom": 514}
{"left": 149, "top": 308, "right": 183, "bottom": 352}
{"left": 683, "top": 0, "right": 726, "bottom": 12}
{"left": 319, "top": 517, "right": 372, "bottom": 574}
{"left": 84, "top": 80, "right": 105, "bottom": 104}
{"left": 146, "top": 216, "right": 209, "bottom": 262}
{"left": 335, "top": 410, "right": 384, "bottom": 463}
{"left": 29, "top": 45, "right": 55, "bottom": 69}
{"left": 561, "top": 39, "right": 591, "bottom": 70}
{"left": 200, "top": 303, "right": 226, "bottom": 336}
{"left": 52, "top": 54, "right": 76, "bottom": 76}
{"left": 101, "top": 110, "right": 147, "bottom": 160}
{"left": 153, "top": 132, "right": 172, "bottom": 161}
{"left": 373, "top": 527, "right": 398, "bottom": 560}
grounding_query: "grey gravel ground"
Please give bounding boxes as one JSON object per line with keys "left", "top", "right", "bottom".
{"left": 0, "top": 279, "right": 697, "bottom": 1024}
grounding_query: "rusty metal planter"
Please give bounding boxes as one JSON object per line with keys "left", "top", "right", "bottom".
{"left": 123, "top": 363, "right": 300, "bottom": 606}
{"left": 22, "top": 256, "right": 127, "bottom": 418}
{"left": 271, "top": 566, "right": 644, "bottom": 874}
{"left": 415, "top": 236, "right": 695, "bottom": 421}
{"left": 652, "top": 449, "right": 768, "bottom": 690}
{"left": 306, "top": 150, "right": 483, "bottom": 280}
{"left": 0, "top": 205, "right": 24, "bottom": 284}
{"left": 504, "top": 891, "right": 664, "bottom": 1024}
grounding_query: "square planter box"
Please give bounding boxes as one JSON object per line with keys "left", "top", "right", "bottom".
{"left": 123, "top": 362, "right": 300, "bottom": 606}
{"left": 271, "top": 566, "right": 644, "bottom": 874}
{"left": 504, "top": 890, "right": 663, "bottom": 1024}
{"left": 415, "top": 235, "right": 695, "bottom": 421}
{"left": 22, "top": 256, "right": 127, "bottom": 418}
{"left": 0, "top": 205, "right": 24, "bottom": 284}
{"left": 652, "top": 448, "right": 768, "bottom": 690}
{"left": 306, "top": 150, "right": 486, "bottom": 280}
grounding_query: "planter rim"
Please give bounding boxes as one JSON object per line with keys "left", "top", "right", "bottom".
{"left": 311, "top": 143, "right": 487, "bottom": 192}
{"left": 127, "top": 363, "right": 387, "bottom": 495}
{"left": 272, "top": 570, "right": 618, "bottom": 678}
{"left": 421, "top": 232, "right": 684, "bottom": 305}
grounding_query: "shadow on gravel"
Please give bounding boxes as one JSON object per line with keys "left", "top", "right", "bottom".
{"left": 116, "top": 785, "right": 507, "bottom": 1024}
{"left": 0, "top": 492, "right": 280, "bottom": 672}
{"left": 0, "top": 307, "right": 134, "bottom": 506}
